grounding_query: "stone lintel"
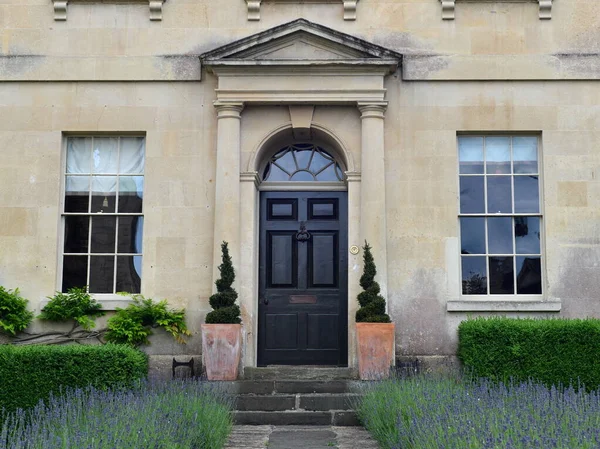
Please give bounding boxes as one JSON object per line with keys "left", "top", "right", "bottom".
{"left": 52, "top": 0, "right": 165, "bottom": 21}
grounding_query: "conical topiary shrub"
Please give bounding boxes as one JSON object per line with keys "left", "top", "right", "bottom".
{"left": 205, "top": 242, "right": 241, "bottom": 324}
{"left": 356, "top": 241, "right": 391, "bottom": 323}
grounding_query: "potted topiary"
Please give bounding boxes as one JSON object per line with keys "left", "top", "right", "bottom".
{"left": 355, "top": 241, "right": 395, "bottom": 380}
{"left": 201, "top": 241, "right": 242, "bottom": 380}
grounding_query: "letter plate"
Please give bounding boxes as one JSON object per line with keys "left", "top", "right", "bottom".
{"left": 289, "top": 295, "right": 317, "bottom": 304}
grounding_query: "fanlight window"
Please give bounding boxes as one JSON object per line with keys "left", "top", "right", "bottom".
{"left": 262, "top": 144, "right": 345, "bottom": 182}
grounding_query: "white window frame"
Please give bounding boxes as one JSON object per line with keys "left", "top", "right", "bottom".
{"left": 56, "top": 134, "right": 146, "bottom": 310}
{"left": 447, "top": 133, "right": 560, "bottom": 312}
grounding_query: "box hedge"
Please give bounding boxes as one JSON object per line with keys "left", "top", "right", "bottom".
{"left": 458, "top": 317, "right": 600, "bottom": 389}
{"left": 0, "top": 344, "right": 147, "bottom": 414}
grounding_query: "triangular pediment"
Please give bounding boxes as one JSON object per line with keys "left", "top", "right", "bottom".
{"left": 201, "top": 19, "right": 401, "bottom": 72}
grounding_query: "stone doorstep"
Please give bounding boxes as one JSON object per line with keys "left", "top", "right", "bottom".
{"left": 243, "top": 366, "right": 356, "bottom": 381}
{"left": 216, "top": 380, "right": 365, "bottom": 395}
{"left": 235, "top": 393, "right": 361, "bottom": 411}
{"left": 233, "top": 410, "right": 360, "bottom": 426}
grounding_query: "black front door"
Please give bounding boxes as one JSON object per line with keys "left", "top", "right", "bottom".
{"left": 258, "top": 191, "right": 348, "bottom": 366}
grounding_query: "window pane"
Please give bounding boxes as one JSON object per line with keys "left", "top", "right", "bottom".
{"left": 91, "top": 216, "right": 116, "bottom": 253}
{"left": 487, "top": 176, "right": 512, "bottom": 213}
{"left": 119, "top": 137, "right": 145, "bottom": 174}
{"left": 92, "top": 137, "right": 118, "bottom": 174}
{"left": 89, "top": 256, "right": 115, "bottom": 293}
{"left": 516, "top": 256, "right": 542, "bottom": 294}
{"left": 66, "top": 137, "right": 92, "bottom": 174}
{"left": 116, "top": 256, "right": 142, "bottom": 293}
{"left": 489, "top": 256, "right": 514, "bottom": 294}
{"left": 460, "top": 217, "right": 485, "bottom": 254}
{"left": 315, "top": 164, "right": 338, "bottom": 181}
{"left": 458, "top": 137, "right": 484, "bottom": 174}
{"left": 118, "top": 176, "right": 144, "bottom": 213}
{"left": 273, "top": 151, "right": 296, "bottom": 173}
{"left": 310, "top": 152, "right": 334, "bottom": 173}
{"left": 461, "top": 257, "right": 487, "bottom": 295}
{"left": 64, "top": 216, "right": 89, "bottom": 253}
{"left": 91, "top": 176, "right": 116, "bottom": 213}
{"left": 264, "top": 164, "right": 289, "bottom": 181}
{"left": 62, "top": 256, "right": 88, "bottom": 292}
{"left": 65, "top": 176, "right": 90, "bottom": 213}
{"left": 488, "top": 217, "right": 513, "bottom": 254}
{"left": 118, "top": 216, "right": 144, "bottom": 254}
{"left": 486, "top": 137, "right": 511, "bottom": 174}
{"left": 515, "top": 217, "right": 541, "bottom": 254}
{"left": 291, "top": 170, "right": 315, "bottom": 181}
{"left": 294, "top": 149, "right": 313, "bottom": 170}
{"left": 514, "top": 176, "right": 540, "bottom": 213}
{"left": 460, "top": 176, "right": 485, "bottom": 214}
{"left": 513, "top": 137, "right": 538, "bottom": 174}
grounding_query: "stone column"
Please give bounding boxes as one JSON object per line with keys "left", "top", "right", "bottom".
{"left": 212, "top": 102, "right": 244, "bottom": 291}
{"left": 357, "top": 102, "right": 389, "bottom": 303}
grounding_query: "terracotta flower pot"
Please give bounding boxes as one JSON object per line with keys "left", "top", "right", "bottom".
{"left": 356, "top": 322, "right": 395, "bottom": 380}
{"left": 201, "top": 323, "right": 242, "bottom": 380}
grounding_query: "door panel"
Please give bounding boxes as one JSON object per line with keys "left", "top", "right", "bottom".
{"left": 258, "top": 191, "right": 348, "bottom": 366}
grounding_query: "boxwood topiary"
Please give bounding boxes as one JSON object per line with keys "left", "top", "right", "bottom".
{"left": 206, "top": 242, "right": 241, "bottom": 324}
{"left": 356, "top": 242, "right": 390, "bottom": 323}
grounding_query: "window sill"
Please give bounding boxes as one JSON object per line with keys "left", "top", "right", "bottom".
{"left": 52, "top": 1, "right": 165, "bottom": 21}
{"left": 40, "top": 295, "right": 133, "bottom": 312}
{"left": 447, "top": 298, "right": 561, "bottom": 312}
{"left": 439, "top": 0, "right": 551, "bottom": 20}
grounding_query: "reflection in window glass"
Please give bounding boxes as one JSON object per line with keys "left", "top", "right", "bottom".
{"left": 459, "top": 137, "right": 484, "bottom": 174}
{"left": 263, "top": 144, "right": 344, "bottom": 182}
{"left": 458, "top": 135, "right": 542, "bottom": 297}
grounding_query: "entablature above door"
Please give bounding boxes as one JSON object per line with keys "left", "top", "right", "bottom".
{"left": 200, "top": 19, "right": 401, "bottom": 106}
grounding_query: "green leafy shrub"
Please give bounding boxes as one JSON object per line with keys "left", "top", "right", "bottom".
{"left": 458, "top": 317, "right": 600, "bottom": 389}
{"left": 356, "top": 242, "right": 390, "bottom": 323}
{"left": 39, "top": 287, "right": 104, "bottom": 330}
{"left": 104, "top": 295, "right": 191, "bottom": 346}
{"left": 205, "top": 241, "right": 241, "bottom": 324}
{"left": 0, "top": 344, "right": 147, "bottom": 414}
{"left": 0, "top": 287, "right": 34, "bottom": 336}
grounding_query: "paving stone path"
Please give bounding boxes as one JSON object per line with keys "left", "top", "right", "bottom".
{"left": 225, "top": 425, "right": 380, "bottom": 449}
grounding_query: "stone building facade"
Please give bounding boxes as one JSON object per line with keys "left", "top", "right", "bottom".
{"left": 1, "top": 0, "right": 599, "bottom": 376}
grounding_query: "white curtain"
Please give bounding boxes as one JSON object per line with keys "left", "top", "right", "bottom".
{"left": 66, "top": 137, "right": 145, "bottom": 194}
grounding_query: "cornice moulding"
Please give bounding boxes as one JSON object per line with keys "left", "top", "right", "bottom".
{"left": 244, "top": 0, "right": 359, "bottom": 21}
{"left": 52, "top": 0, "right": 165, "bottom": 21}
{"left": 440, "top": 0, "right": 552, "bottom": 20}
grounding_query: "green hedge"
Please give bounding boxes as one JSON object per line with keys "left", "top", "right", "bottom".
{"left": 458, "top": 317, "right": 600, "bottom": 389}
{"left": 0, "top": 344, "right": 148, "bottom": 414}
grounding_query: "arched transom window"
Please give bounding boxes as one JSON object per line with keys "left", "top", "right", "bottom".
{"left": 262, "top": 143, "right": 345, "bottom": 182}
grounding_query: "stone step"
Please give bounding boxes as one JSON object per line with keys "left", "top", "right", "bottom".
{"left": 233, "top": 410, "right": 361, "bottom": 426}
{"left": 243, "top": 366, "right": 356, "bottom": 380}
{"left": 235, "top": 393, "right": 361, "bottom": 411}
{"left": 217, "top": 379, "right": 361, "bottom": 395}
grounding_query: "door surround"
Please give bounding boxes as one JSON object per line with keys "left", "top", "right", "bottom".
{"left": 201, "top": 19, "right": 401, "bottom": 372}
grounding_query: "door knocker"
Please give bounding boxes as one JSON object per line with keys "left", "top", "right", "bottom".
{"left": 296, "top": 221, "right": 311, "bottom": 242}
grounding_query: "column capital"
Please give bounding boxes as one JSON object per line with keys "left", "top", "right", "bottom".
{"left": 240, "top": 171, "right": 261, "bottom": 188}
{"left": 357, "top": 102, "right": 387, "bottom": 118}
{"left": 214, "top": 101, "right": 244, "bottom": 118}
{"left": 345, "top": 171, "right": 362, "bottom": 183}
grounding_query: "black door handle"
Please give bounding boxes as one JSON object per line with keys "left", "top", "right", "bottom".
{"left": 262, "top": 298, "right": 269, "bottom": 305}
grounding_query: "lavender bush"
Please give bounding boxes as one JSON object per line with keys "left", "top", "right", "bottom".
{"left": 358, "top": 375, "right": 600, "bottom": 449}
{"left": 1, "top": 380, "right": 232, "bottom": 449}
